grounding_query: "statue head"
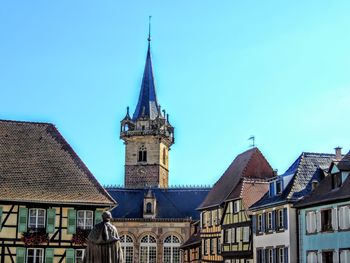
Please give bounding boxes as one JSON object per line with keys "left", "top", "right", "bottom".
{"left": 102, "top": 211, "right": 112, "bottom": 222}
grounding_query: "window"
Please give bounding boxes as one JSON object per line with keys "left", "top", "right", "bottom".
{"left": 321, "top": 209, "right": 332, "bottom": 232}
{"left": 307, "top": 251, "right": 317, "bottom": 263}
{"left": 146, "top": 203, "right": 152, "bottom": 214}
{"left": 338, "top": 206, "right": 350, "bottom": 230}
{"left": 208, "top": 211, "right": 212, "bottom": 226}
{"left": 230, "top": 228, "right": 235, "bottom": 243}
{"left": 77, "top": 210, "right": 93, "bottom": 230}
{"left": 340, "top": 249, "right": 350, "bottom": 263}
{"left": 236, "top": 227, "right": 241, "bottom": 243}
{"left": 256, "top": 248, "right": 264, "bottom": 263}
{"left": 164, "top": 235, "right": 180, "bottom": 263}
{"left": 332, "top": 173, "right": 342, "bottom": 189}
{"left": 233, "top": 200, "right": 240, "bottom": 213}
{"left": 75, "top": 249, "right": 85, "bottom": 263}
{"left": 266, "top": 248, "right": 273, "bottom": 263}
{"left": 276, "top": 181, "right": 283, "bottom": 195}
{"left": 163, "top": 148, "right": 166, "bottom": 165}
{"left": 306, "top": 211, "right": 316, "bottom": 234}
{"left": 212, "top": 210, "right": 217, "bottom": 225}
{"left": 322, "top": 251, "right": 333, "bottom": 263}
{"left": 121, "top": 235, "right": 134, "bottom": 263}
{"left": 28, "top": 209, "right": 45, "bottom": 229}
{"left": 217, "top": 238, "right": 221, "bottom": 254}
{"left": 267, "top": 212, "right": 273, "bottom": 230}
{"left": 138, "top": 145, "right": 147, "bottom": 162}
{"left": 257, "top": 214, "right": 263, "bottom": 232}
{"left": 242, "top": 226, "right": 249, "bottom": 242}
{"left": 210, "top": 238, "right": 215, "bottom": 255}
{"left": 277, "top": 247, "right": 284, "bottom": 263}
{"left": 277, "top": 209, "right": 284, "bottom": 229}
{"left": 27, "top": 248, "right": 44, "bottom": 263}
{"left": 269, "top": 182, "right": 275, "bottom": 197}
{"left": 140, "top": 235, "right": 157, "bottom": 263}
{"left": 203, "top": 239, "right": 207, "bottom": 255}
{"left": 224, "top": 229, "right": 230, "bottom": 243}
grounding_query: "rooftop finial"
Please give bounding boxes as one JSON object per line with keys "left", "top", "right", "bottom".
{"left": 148, "top": 16, "right": 152, "bottom": 42}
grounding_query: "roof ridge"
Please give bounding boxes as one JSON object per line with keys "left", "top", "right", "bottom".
{"left": 0, "top": 119, "right": 53, "bottom": 126}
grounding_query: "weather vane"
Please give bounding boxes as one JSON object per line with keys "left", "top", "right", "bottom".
{"left": 148, "top": 16, "right": 152, "bottom": 42}
{"left": 248, "top": 136, "right": 255, "bottom": 147}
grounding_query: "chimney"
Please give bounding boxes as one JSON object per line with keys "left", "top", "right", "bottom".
{"left": 335, "top": 147, "right": 342, "bottom": 160}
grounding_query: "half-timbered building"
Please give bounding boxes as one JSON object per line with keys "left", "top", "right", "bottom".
{"left": 0, "top": 120, "right": 116, "bottom": 263}
{"left": 197, "top": 147, "right": 274, "bottom": 263}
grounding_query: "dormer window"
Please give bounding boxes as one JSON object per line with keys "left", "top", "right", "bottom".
{"left": 146, "top": 202, "right": 152, "bottom": 214}
{"left": 138, "top": 145, "right": 147, "bottom": 162}
{"left": 332, "top": 173, "right": 342, "bottom": 189}
{"left": 269, "top": 182, "right": 275, "bottom": 197}
{"left": 276, "top": 180, "right": 283, "bottom": 195}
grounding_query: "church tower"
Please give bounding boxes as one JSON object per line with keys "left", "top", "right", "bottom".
{"left": 120, "top": 26, "right": 174, "bottom": 188}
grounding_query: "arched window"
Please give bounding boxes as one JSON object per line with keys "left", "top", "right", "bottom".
{"left": 146, "top": 202, "right": 152, "bottom": 214}
{"left": 140, "top": 235, "right": 157, "bottom": 263}
{"left": 138, "top": 145, "right": 147, "bottom": 162}
{"left": 163, "top": 235, "right": 181, "bottom": 263}
{"left": 120, "top": 234, "right": 134, "bottom": 263}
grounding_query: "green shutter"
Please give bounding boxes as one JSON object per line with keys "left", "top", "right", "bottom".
{"left": 18, "top": 207, "right": 28, "bottom": 232}
{"left": 0, "top": 206, "right": 3, "bottom": 230}
{"left": 46, "top": 208, "right": 56, "bottom": 233}
{"left": 67, "top": 209, "right": 76, "bottom": 234}
{"left": 45, "top": 248, "right": 54, "bottom": 263}
{"left": 16, "top": 247, "right": 26, "bottom": 263}
{"left": 94, "top": 210, "right": 103, "bottom": 225}
{"left": 66, "top": 248, "right": 75, "bottom": 263}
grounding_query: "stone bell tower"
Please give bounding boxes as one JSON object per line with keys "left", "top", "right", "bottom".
{"left": 120, "top": 27, "right": 174, "bottom": 188}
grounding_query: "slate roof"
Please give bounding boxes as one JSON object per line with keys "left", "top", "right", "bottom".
{"left": 180, "top": 232, "right": 201, "bottom": 249}
{"left": 250, "top": 152, "right": 335, "bottom": 210}
{"left": 107, "top": 187, "right": 210, "bottom": 220}
{"left": 295, "top": 152, "right": 350, "bottom": 208}
{"left": 132, "top": 43, "right": 161, "bottom": 121}
{"left": 197, "top": 147, "right": 274, "bottom": 210}
{"left": 0, "top": 120, "right": 116, "bottom": 206}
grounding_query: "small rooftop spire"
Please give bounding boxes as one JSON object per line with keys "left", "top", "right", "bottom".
{"left": 148, "top": 16, "right": 152, "bottom": 42}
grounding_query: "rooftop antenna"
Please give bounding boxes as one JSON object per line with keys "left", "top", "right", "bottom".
{"left": 248, "top": 136, "right": 255, "bottom": 147}
{"left": 148, "top": 16, "right": 152, "bottom": 42}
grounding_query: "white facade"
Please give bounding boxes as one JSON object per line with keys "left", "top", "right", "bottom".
{"left": 252, "top": 204, "right": 297, "bottom": 263}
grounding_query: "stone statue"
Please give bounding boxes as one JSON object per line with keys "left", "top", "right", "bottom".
{"left": 83, "top": 211, "right": 123, "bottom": 263}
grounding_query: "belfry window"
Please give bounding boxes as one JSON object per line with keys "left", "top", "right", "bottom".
{"left": 138, "top": 145, "right": 147, "bottom": 162}
{"left": 146, "top": 202, "right": 152, "bottom": 214}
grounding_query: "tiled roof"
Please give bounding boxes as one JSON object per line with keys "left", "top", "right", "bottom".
{"left": 250, "top": 152, "right": 335, "bottom": 209}
{"left": 107, "top": 187, "right": 210, "bottom": 220}
{"left": 337, "top": 151, "right": 350, "bottom": 171}
{"left": 0, "top": 120, "right": 116, "bottom": 206}
{"left": 132, "top": 43, "right": 160, "bottom": 120}
{"left": 180, "top": 232, "right": 201, "bottom": 249}
{"left": 197, "top": 147, "right": 274, "bottom": 210}
{"left": 295, "top": 153, "right": 350, "bottom": 208}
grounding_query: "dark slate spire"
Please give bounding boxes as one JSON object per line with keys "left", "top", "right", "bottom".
{"left": 133, "top": 17, "right": 160, "bottom": 120}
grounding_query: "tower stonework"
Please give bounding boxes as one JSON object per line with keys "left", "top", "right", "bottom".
{"left": 120, "top": 40, "right": 174, "bottom": 188}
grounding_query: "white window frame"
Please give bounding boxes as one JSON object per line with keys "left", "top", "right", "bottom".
{"left": 277, "top": 209, "right": 284, "bottom": 228}
{"left": 28, "top": 208, "right": 46, "bottom": 229}
{"left": 121, "top": 234, "right": 134, "bottom": 263}
{"left": 242, "top": 226, "right": 249, "bottom": 243}
{"left": 77, "top": 210, "right": 93, "bottom": 230}
{"left": 267, "top": 248, "right": 273, "bottom": 263}
{"left": 257, "top": 214, "right": 263, "bottom": 232}
{"left": 267, "top": 212, "right": 273, "bottom": 230}
{"left": 26, "top": 248, "right": 44, "bottom": 263}
{"left": 75, "top": 249, "right": 85, "bottom": 263}
{"left": 233, "top": 200, "right": 240, "bottom": 213}
{"left": 277, "top": 247, "right": 284, "bottom": 263}
{"left": 140, "top": 235, "right": 157, "bottom": 263}
{"left": 163, "top": 235, "right": 181, "bottom": 263}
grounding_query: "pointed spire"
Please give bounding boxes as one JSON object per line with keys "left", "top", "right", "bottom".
{"left": 132, "top": 17, "right": 160, "bottom": 120}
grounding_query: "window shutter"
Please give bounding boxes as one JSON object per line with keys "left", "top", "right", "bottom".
{"left": 306, "top": 212, "right": 310, "bottom": 233}
{"left": 316, "top": 211, "right": 321, "bottom": 233}
{"left": 18, "top": 207, "right": 28, "bottom": 232}
{"left": 284, "top": 247, "right": 289, "bottom": 263}
{"left": 45, "top": 248, "right": 54, "bottom": 263}
{"left": 67, "top": 209, "right": 76, "bottom": 234}
{"left": 46, "top": 208, "right": 56, "bottom": 233}
{"left": 333, "top": 250, "right": 339, "bottom": 263}
{"left": 272, "top": 248, "right": 276, "bottom": 263}
{"left": 283, "top": 208, "right": 288, "bottom": 230}
{"left": 66, "top": 248, "right": 75, "bottom": 263}
{"left": 252, "top": 215, "right": 256, "bottom": 234}
{"left": 236, "top": 227, "right": 241, "bottom": 242}
{"left": 265, "top": 249, "right": 269, "bottom": 263}
{"left": 220, "top": 229, "right": 224, "bottom": 244}
{"left": 94, "top": 210, "right": 103, "bottom": 225}
{"left": 332, "top": 208, "right": 338, "bottom": 231}
{"left": 262, "top": 213, "right": 266, "bottom": 233}
{"left": 200, "top": 212, "right": 203, "bottom": 228}
{"left": 0, "top": 206, "right": 3, "bottom": 229}
{"left": 272, "top": 210, "right": 276, "bottom": 231}
{"left": 16, "top": 247, "right": 26, "bottom": 263}
{"left": 227, "top": 228, "right": 231, "bottom": 243}
{"left": 261, "top": 249, "right": 265, "bottom": 263}
{"left": 317, "top": 251, "right": 322, "bottom": 263}
{"left": 229, "top": 202, "right": 233, "bottom": 214}
{"left": 345, "top": 206, "right": 350, "bottom": 229}
{"left": 339, "top": 207, "right": 345, "bottom": 229}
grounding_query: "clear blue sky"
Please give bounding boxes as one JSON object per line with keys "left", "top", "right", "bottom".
{"left": 1, "top": 1, "right": 350, "bottom": 186}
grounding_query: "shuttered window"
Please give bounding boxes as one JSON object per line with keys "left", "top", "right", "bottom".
{"left": 67, "top": 209, "right": 76, "bottom": 234}
{"left": 306, "top": 211, "right": 316, "bottom": 234}
{"left": 46, "top": 209, "right": 56, "bottom": 233}
{"left": 28, "top": 209, "right": 45, "bottom": 229}
{"left": 77, "top": 210, "right": 93, "bottom": 230}
{"left": 27, "top": 248, "right": 44, "bottom": 263}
